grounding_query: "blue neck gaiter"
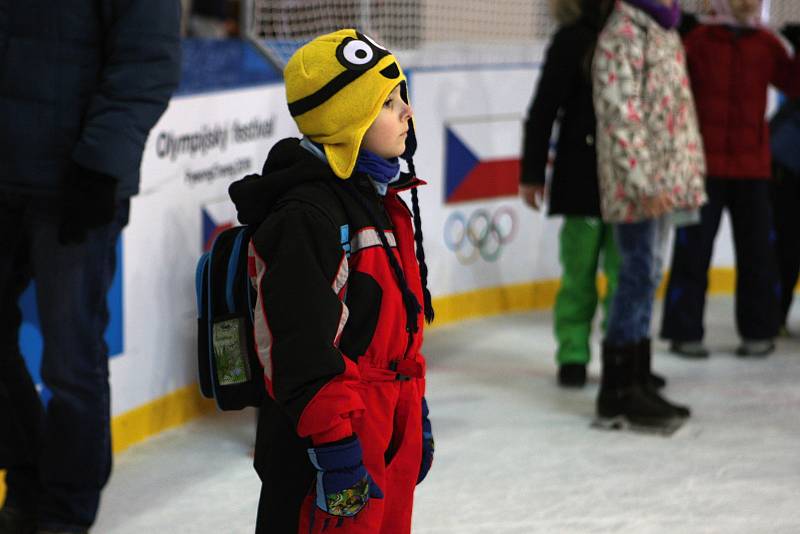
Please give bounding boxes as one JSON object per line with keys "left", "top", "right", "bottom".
{"left": 355, "top": 149, "right": 401, "bottom": 196}
{"left": 624, "top": 0, "right": 681, "bottom": 29}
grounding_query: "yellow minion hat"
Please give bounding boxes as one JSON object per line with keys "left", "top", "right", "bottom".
{"left": 284, "top": 29, "right": 412, "bottom": 179}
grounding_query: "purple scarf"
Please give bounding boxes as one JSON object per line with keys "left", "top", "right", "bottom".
{"left": 624, "top": 0, "right": 681, "bottom": 29}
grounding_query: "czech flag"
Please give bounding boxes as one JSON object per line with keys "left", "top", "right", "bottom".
{"left": 444, "top": 116, "right": 522, "bottom": 204}
{"left": 202, "top": 199, "right": 237, "bottom": 252}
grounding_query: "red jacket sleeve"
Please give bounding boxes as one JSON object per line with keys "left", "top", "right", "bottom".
{"left": 249, "top": 201, "right": 364, "bottom": 444}
{"left": 768, "top": 32, "right": 800, "bottom": 98}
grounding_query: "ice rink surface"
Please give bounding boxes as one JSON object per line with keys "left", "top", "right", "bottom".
{"left": 93, "top": 296, "right": 800, "bottom": 533}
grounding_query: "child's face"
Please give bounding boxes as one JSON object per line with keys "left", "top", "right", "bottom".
{"left": 361, "top": 84, "right": 413, "bottom": 159}
{"left": 728, "top": 0, "right": 759, "bottom": 23}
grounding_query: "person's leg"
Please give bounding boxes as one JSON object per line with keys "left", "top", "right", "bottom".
{"left": 598, "top": 219, "right": 681, "bottom": 431}
{"left": 640, "top": 215, "right": 671, "bottom": 339}
{"left": 0, "top": 193, "right": 42, "bottom": 522}
{"left": 660, "top": 179, "right": 725, "bottom": 351}
{"left": 771, "top": 165, "right": 800, "bottom": 329}
{"left": 606, "top": 220, "right": 657, "bottom": 346}
{"left": 599, "top": 221, "right": 620, "bottom": 334}
{"left": 554, "top": 217, "right": 603, "bottom": 385}
{"left": 634, "top": 215, "right": 690, "bottom": 415}
{"left": 254, "top": 400, "right": 315, "bottom": 534}
{"left": 728, "top": 179, "right": 780, "bottom": 353}
{"left": 377, "top": 379, "right": 422, "bottom": 534}
{"left": 27, "top": 199, "right": 129, "bottom": 530}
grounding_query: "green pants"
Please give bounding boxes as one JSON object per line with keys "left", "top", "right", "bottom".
{"left": 554, "top": 216, "right": 620, "bottom": 364}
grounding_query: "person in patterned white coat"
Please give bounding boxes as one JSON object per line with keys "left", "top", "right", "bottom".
{"left": 590, "top": 0, "right": 707, "bottom": 431}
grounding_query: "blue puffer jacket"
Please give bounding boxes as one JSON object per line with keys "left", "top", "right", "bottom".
{"left": 0, "top": 0, "right": 182, "bottom": 198}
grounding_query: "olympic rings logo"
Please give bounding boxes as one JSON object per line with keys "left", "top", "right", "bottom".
{"left": 443, "top": 206, "right": 518, "bottom": 264}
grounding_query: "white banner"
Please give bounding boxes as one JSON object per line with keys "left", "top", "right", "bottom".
{"left": 408, "top": 67, "right": 564, "bottom": 297}
{"left": 110, "top": 85, "right": 298, "bottom": 416}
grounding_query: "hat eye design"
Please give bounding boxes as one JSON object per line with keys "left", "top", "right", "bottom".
{"left": 341, "top": 39, "right": 374, "bottom": 67}
{"left": 335, "top": 33, "right": 390, "bottom": 71}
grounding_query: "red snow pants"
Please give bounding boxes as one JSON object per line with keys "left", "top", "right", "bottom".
{"left": 297, "top": 360, "right": 424, "bottom": 534}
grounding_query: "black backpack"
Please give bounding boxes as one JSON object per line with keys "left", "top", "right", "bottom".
{"left": 195, "top": 187, "right": 351, "bottom": 410}
{"left": 195, "top": 225, "right": 264, "bottom": 410}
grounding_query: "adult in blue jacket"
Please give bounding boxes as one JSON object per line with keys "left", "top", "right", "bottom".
{"left": 0, "top": 1, "right": 181, "bottom": 532}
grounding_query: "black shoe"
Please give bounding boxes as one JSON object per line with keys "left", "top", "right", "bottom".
{"left": 638, "top": 338, "right": 667, "bottom": 389}
{"left": 669, "top": 341, "right": 710, "bottom": 358}
{"left": 735, "top": 339, "right": 775, "bottom": 357}
{"left": 558, "top": 363, "right": 587, "bottom": 388}
{"left": 596, "top": 341, "right": 682, "bottom": 432}
{"left": 0, "top": 507, "right": 36, "bottom": 534}
{"left": 642, "top": 386, "right": 691, "bottom": 418}
{"left": 637, "top": 339, "right": 689, "bottom": 418}
{"left": 648, "top": 371, "right": 666, "bottom": 389}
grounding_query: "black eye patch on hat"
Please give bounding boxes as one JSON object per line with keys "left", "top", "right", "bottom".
{"left": 336, "top": 33, "right": 390, "bottom": 71}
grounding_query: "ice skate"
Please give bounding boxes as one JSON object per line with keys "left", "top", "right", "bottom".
{"left": 592, "top": 341, "right": 685, "bottom": 436}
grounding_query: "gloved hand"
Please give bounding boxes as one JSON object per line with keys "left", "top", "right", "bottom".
{"left": 781, "top": 24, "right": 800, "bottom": 50}
{"left": 417, "top": 397, "right": 434, "bottom": 484}
{"left": 59, "top": 160, "right": 118, "bottom": 245}
{"left": 307, "top": 435, "right": 383, "bottom": 517}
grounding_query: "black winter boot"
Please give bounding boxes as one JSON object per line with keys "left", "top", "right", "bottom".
{"left": 558, "top": 363, "right": 587, "bottom": 388}
{"left": 638, "top": 339, "right": 691, "bottom": 418}
{"left": 638, "top": 338, "right": 666, "bottom": 389}
{"left": 595, "top": 341, "right": 681, "bottom": 434}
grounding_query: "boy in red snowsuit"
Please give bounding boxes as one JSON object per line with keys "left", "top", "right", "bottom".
{"left": 228, "top": 30, "right": 435, "bottom": 533}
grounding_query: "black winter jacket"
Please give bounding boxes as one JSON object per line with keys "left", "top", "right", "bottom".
{"left": 520, "top": 18, "right": 602, "bottom": 217}
{"left": 229, "top": 138, "right": 427, "bottom": 444}
{"left": 0, "top": 0, "right": 182, "bottom": 198}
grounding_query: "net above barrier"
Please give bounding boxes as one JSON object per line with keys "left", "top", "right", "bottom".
{"left": 245, "top": 0, "right": 554, "bottom": 69}
{"left": 243, "top": 0, "right": 799, "bottom": 70}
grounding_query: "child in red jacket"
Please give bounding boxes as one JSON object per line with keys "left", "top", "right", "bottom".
{"left": 661, "top": 0, "right": 800, "bottom": 357}
{"left": 228, "top": 30, "right": 434, "bottom": 534}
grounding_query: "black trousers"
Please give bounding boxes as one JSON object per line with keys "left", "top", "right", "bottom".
{"left": 771, "top": 164, "right": 800, "bottom": 326}
{"left": 253, "top": 400, "right": 315, "bottom": 534}
{"left": 661, "top": 178, "right": 780, "bottom": 342}
{"left": 0, "top": 193, "right": 129, "bottom": 529}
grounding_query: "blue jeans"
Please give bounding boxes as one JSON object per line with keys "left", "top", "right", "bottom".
{"left": 606, "top": 216, "right": 670, "bottom": 345}
{"left": 0, "top": 192, "right": 129, "bottom": 530}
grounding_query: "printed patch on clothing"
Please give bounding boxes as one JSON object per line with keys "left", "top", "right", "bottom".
{"left": 212, "top": 316, "right": 252, "bottom": 386}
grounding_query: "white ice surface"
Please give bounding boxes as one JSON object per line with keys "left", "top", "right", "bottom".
{"left": 93, "top": 296, "right": 800, "bottom": 534}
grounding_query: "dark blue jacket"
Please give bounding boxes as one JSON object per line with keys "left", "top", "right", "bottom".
{"left": 0, "top": 0, "right": 182, "bottom": 198}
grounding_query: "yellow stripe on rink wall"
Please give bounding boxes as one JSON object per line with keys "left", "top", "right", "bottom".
{"left": 430, "top": 267, "right": 738, "bottom": 327}
{"left": 0, "top": 266, "right": 773, "bottom": 507}
{"left": 0, "top": 386, "right": 215, "bottom": 508}
{"left": 110, "top": 384, "right": 217, "bottom": 455}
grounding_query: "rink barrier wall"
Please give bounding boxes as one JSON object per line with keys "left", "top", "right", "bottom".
{"left": 0, "top": 266, "right": 787, "bottom": 505}
{"left": 430, "top": 267, "right": 739, "bottom": 326}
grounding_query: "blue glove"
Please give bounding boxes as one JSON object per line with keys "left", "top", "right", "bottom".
{"left": 417, "top": 397, "right": 434, "bottom": 484}
{"left": 307, "top": 435, "right": 383, "bottom": 517}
